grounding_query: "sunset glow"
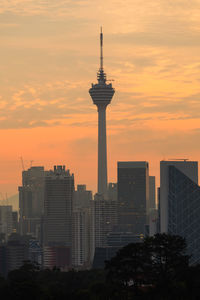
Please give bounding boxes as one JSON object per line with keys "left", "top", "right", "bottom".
{"left": 1, "top": 0, "right": 200, "bottom": 199}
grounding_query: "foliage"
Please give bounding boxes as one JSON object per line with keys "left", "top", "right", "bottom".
{"left": 0, "top": 234, "right": 200, "bottom": 299}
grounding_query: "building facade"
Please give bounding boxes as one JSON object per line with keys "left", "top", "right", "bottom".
{"left": 44, "top": 166, "right": 74, "bottom": 251}
{"left": 159, "top": 161, "right": 200, "bottom": 264}
{"left": 18, "top": 166, "right": 45, "bottom": 239}
{"left": 117, "top": 161, "right": 149, "bottom": 235}
{"left": 160, "top": 160, "right": 198, "bottom": 233}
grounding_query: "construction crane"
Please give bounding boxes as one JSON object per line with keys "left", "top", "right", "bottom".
{"left": 20, "top": 156, "right": 25, "bottom": 171}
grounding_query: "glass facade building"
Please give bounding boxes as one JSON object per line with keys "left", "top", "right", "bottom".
{"left": 117, "top": 162, "right": 149, "bottom": 235}
{"left": 168, "top": 165, "right": 200, "bottom": 264}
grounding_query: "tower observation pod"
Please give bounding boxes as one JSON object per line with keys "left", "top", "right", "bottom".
{"left": 89, "top": 28, "right": 115, "bottom": 196}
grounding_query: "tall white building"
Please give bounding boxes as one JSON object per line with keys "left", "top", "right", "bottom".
{"left": 160, "top": 160, "right": 198, "bottom": 233}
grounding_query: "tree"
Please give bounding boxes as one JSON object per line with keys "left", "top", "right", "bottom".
{"left": 105, "top": 242, "right": 151, "bottom": 298}
{"left": 105, "top": 234, "right": 190, "bottom": 299}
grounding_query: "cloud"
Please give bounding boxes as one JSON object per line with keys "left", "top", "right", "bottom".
{"left": 0, "top": 80, "right": 95, "bottom": 129}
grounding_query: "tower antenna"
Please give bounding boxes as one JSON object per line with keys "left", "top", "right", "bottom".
{"left": 100, "top": 27, "right": 103, "bottom": 70}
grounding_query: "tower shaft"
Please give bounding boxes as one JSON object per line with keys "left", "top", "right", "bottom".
{"left": 98, "top": 106, "right": 107, "bottom": 195}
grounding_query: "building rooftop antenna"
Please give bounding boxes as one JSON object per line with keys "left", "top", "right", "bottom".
{"left": 100, "top": 26, "right": 103, "bottom": 70}
{"left": 168, "top": 158, "right": 189, "bottom": 162}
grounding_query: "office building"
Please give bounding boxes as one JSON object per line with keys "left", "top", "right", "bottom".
{"left": 117, "top": 161, "right": 149, "bottom": 235}
{"left": 94, "top": 194, "right": 118, "bottom": 248}
{"left": 73, "top": 185, "right": 92, "bottom": 209}
{"left": 149, "top": 176, "right": 156, "bottom": 210}
{"left": 160, "top": 160, "right": 198, "bottom": 233}
{"left": 72, "top": 208, "right": 92, "bottom": 268}
{"left": 159, "top": 160, "right": 200, "bottom": 264}
{"left": 72, "top": 184, "right": 94, "bottom": 268}
{"left": 18, "top": 166, "right": 45, "bottom": 239}
{"left": 44, "top": 166, "right": 74, "bottom": 252}
{"left": 0, "top": 206, "right": 13, "bottom": 241}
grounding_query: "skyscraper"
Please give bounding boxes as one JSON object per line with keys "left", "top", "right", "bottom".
{"left": 117, "top": 161, "right": 149, "bottom": 235}
{"left": 44, "top": 166, "right": 74, "bottom": 247}
{"left": 72, "top": 184, "right": 94, "bottom": 268}
{"left": 160, "top": 160, "right": 198, "bottom": 233}
{"left": 149, "top": 176, "right": 156, "bottom": 210}
{"left": 89, "top": 28, "right": 115, "bottom": 196}
{"left": 159, "top": 160, "right": 200, "bottom": 264}
{"left": 18, "top": 166, "right": 45, "bottom": 239}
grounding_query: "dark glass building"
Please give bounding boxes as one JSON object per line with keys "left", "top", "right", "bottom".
{"left": 168, "top": 165, "right": 200, "bottom": 264}
{"left": 117, "top": 162, "right": 149, "bottom": 235}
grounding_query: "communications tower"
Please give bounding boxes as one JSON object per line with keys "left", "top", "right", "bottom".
{"left": 89, "top": 29, "right": 115, "bottom": 196}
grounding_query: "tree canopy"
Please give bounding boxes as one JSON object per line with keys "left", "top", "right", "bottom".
{"left": 0, "top": 234, "right": 200, "bottom": 299}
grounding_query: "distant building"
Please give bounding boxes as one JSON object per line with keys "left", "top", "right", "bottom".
{"left": 44, "top": 166, "right": 74, "bottom": 255}
{"left": 73, "top": 185, "right": 92, "bottom": 209}
{"left": 0, "top": 206, "right": 13, "bottom": 241}
{"left": 159, "top": 160, "right": 200, "bottom": 264}
{"left": 149, "top": 176, "right": 156, "bottom": 210}
{"left": 107, "top": 183, "right": 117, "bottom": 201}
{"left": 0, "top": 245, "right": 6, "bottom": 276}
{"left": 160, "top": 160, "right": 198, "bottom": 233}
{"left": 18, "top": 166, "right": 45, "bottom": 239}
{"left": 72, "top": 184, "right": 93, "bottom": 268}
{"left": 117, "top": 161, "right": 149, "bottom": 235}
{"left": 106, "top": 232, "right": 143, "bottom": 247}
{"left": 43, "top": 246, "right": 71, "bottom": 270}
{"left": 6, "top": 234, "right": 30, "bottom": 274}
{"left": 72, "top": 208, "right": 92, "bottom": 268}
{"left": 94, "top": 194, "right": 118, "bottom": 248}
{"left": 12, "top": 211, "right": 18, "bottom": 234}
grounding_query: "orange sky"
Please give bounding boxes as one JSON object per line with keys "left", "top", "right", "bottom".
{"left": 1, "top": 0, "right": 200, "bottom": 200}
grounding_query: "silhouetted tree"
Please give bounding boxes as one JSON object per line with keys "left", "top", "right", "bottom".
{"left": 105, "top": 234, "right": 190, "bottom": 299}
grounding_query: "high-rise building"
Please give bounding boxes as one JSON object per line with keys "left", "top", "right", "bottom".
{"left": 107, "top": 183, "right": 117, "bottom": 202}
{"left": 44, "top": 166, "right": 74, "bottom": 250}
{"left": 73, "top": 185, "right": 92, "bottom": 209}
{"left": 12, "top": 211, "right": 18, "bottom": 234}
{"left": 18, "top": 166, "right": 45, "bottom": 238}
{"left": 89, "top": 28, "right": 115, "bottom": 196}
{"left": 72, "top": 208, "right": 92, "bottom": 268}
{"left": 0, "top": 206, "right": 13, "bottom": 241}
{"left": 117, "top": 161, "right": 149, "bottom": 235}
{"left": 159, "top": 160, "right": 200, "bottom": 264}
{"left": 94, "top": 194, "right": 118, "bottom": 248}
{"left": 160, "top": 160, "right": 198, "bottom": 233}
{"left": 149, "top": 176, "right": 156, "bottom": 210}
{"left": 72, "top": 184, "right": 93, "bottom": 268}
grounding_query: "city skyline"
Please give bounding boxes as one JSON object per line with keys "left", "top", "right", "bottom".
{"left": 1, "top": 0, "right": 200, "bottom": 196}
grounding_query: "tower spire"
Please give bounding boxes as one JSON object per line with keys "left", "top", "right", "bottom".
{"left": 100, "top": 27, "right": 103, "bottom": 70}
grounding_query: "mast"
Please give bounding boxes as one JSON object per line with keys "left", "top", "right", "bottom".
{"left": 100, "top": 27, "right": 103, "bottom": 70}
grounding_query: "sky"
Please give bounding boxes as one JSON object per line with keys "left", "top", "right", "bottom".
{"left": 1, "top": 0, "right": 200, "bottom": 200}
